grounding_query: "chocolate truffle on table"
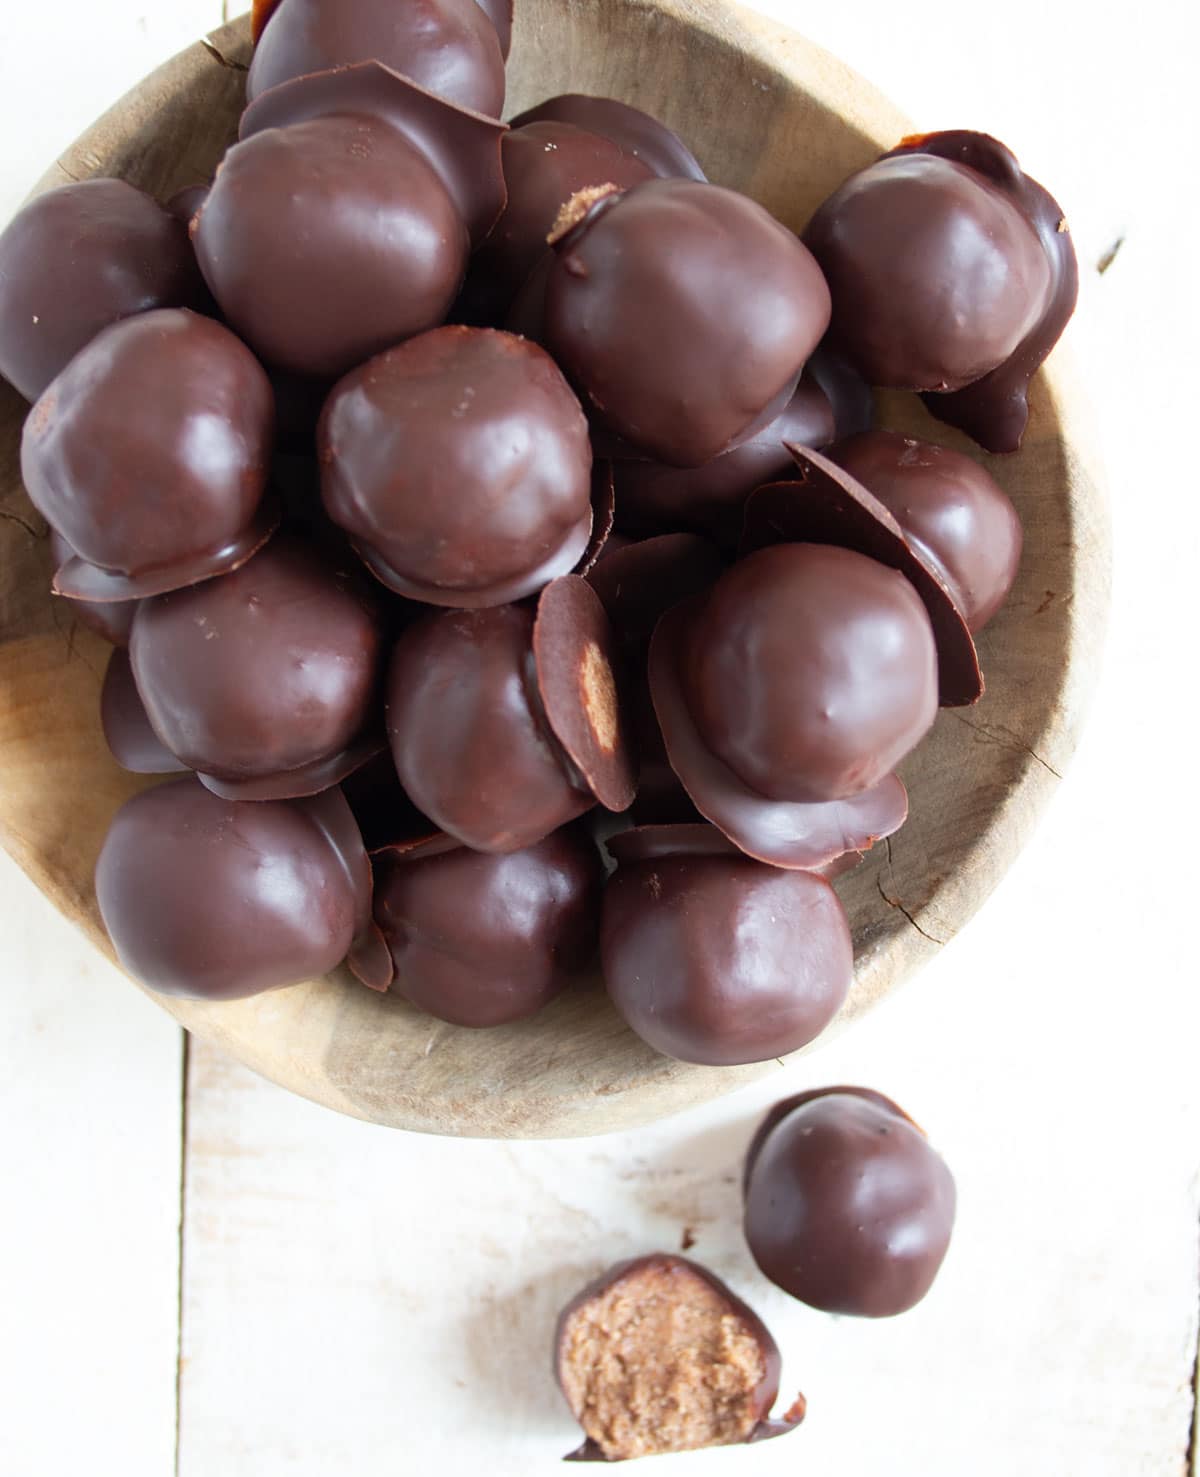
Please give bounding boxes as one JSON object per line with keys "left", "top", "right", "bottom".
{"left": 21, "top": 309, "right": 276, "bottom": 602}
{"left": 830, "top": 430, "right": 1023, "bottom": 631}
{"left": 320, "top": 327, "right": 594, "bottom": 605}
{"left": 555, "top": 1254, "right": 804, "bottom": 1461}
{"left": 129, "top": 535, "right": 385, "bottom": 800}
{"left": 543, "top": 179, "right": 832, "bottom": 466}
{"left": 96, "top": 777, "right": 391, "bottom": 1001}
{"left": 0, "top": 179, "right": 205, "bottom": 403}
{"left": 373, "top": 825, "right": 603, "bottom": 1027}
{"left": 48, "top": 531, "right": 137, "bottom": 647}
{"left": 743, "top": 1088, "right": 956, "bottom": 1317}
{"left": 511, "top": 94, "right": 707, "bottom": 181}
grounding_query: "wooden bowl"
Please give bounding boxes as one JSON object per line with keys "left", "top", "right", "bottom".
{"left": 0, "top": 0, "right": 1108, "bottom": 1137}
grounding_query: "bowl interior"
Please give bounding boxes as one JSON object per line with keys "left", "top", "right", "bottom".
{"left": 0, "top": 0, "right": 1107, "bottom": 1136}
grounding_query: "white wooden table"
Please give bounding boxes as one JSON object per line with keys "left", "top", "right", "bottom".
{"left": 2, "top": 3, "right": 1198, "bottom": 1473}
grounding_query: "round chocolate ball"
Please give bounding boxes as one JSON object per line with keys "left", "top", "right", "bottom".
{"left": 803, "top": 152, "right": 1052, "bottom": 392}
{"left": 246, "top": 0, "right": 505, "bottom": 116}
{"left": 96, "top": 778, "right": 368, "bottom": 1000}
{"left": 0, "top": 179, "right": 205, "bottom": 403}
{"left": 684, "top": 544, "right": 938, "bottom": 803}
{"left": 373, "top": 827, "right": 602, "bottom": 1026}
{"left": 830, "top": 430, "right": 1023, "bottom": 632}
{"left": 602, "top": 854, "right": 852, "bottom": 1065}
{"left": 543, "top": 179, "right": 832, "bottom": 467}
{"left": 194, "top": 117, "right": 467, "bottom": 380}
{"left": 743, "top": 1088, "right": 957, "bottom": 1317}
{"left": 130, "top": 535, "right": 383, "bottom": 789}
{"left": 21, "top": 309, "right": 274, "bottom": 598}
{"left": 320, "top": 327, "right": 593, "bottom": 604}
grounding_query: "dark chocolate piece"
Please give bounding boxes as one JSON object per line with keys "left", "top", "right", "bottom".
{"left": 0, "top": 179, "right": 205, "bottom": 403}
{"left": 320, "top": 327, "right": 593, "bottom": 606}
{"left": 555, "top": 1254, "right": 803, "bottom": 1461}
{"left": 246, "top": 0, "right": 506, "bottom": 117}
{"left": 511, "top": 95, "right": 706, "bottom": 181}
{"left": 22, "top": 309, "right": 277, "bottom": 601}
{"left": 743, "top": 1087, "right": 956, "bottom": 1317}
{"left": 830, "top": 430, "right": 1022, "bottom": 631}
{"left": 543, "top": 180, "right": 831, "bottom": 466}
{"left": 165, "top": 183, "right": 210, "bottom": 225}
{"left": 742, "top": 444, "right": 984, "bottom": 705}
{"left": 373, "top": 825, "right": 602, "bottom": 1025}
{"left": 804, "top": 343, "right": 875, "bottom": 441}
{"left": 339, "top": 749, "right": 431, "bottom": 853}
{"left": 100, "top": 648, "right": 188, "bottom": 775}
{"left": 602, "top": 851, "right": 852, "bottom": 1064}
{"left": 605, "top": 823, "right": 862, "bottom": 881}
{"left": 475, "top": 0, "right": 512, "bottom": 57}
{"left": 129, "top": 535, "right": 385, "bottom": 797}
{"left": 576, "top": 462, "right": 617, "bottom": 578}
{"left": 48, "top": 531, "right": 137, "bottom": 647}
{"left": 586, "top": 532, "right": 725, "bottom": 652}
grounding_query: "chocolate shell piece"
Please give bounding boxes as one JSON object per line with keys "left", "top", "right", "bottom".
{"left": 586, "top": 533, "right": 725, "bottom": 652}
{"left": 0, "top": 179, "right": 205, "bottom": 403}
{"left": 373, "top": 825, "right": 602, "bottom": 1026}
{"left": 100, "top": 648, "right": 188, "bottom": 775}
{"left": 649, "top": 597, "right": 908, "bottom": 869}
{"left": 48, "top": 531, "right": 137, "bottom": 647}
{"left": 511, "top": 94, "right": 707, "bottom": 181}
{"left": 96, "top": 777, "right": 385, "bottom": 1000}
{"left": 475, "top": 0, "right": 512, "bottom": 57}
{"left": 602, "top": 851, "right": 852, "bottom": 1065}
{"left": 743, "top": 1087, "right": 956, "bottom": 1317}
{"left": 246, "top": 0, "right": 506, "bottom": 117}
{"left": 22, "top": 309, "right": 277, "bottom": 602}
{"left": 830, "top": 430, "right": 1022, "bottom": 632}
{"left": 555, "top": 1254, "right": 803, "bottom": 1461}
{"left": 543, "top": 180, "right": 831, "bottom": 466}
{"left": 743, "top": 444, "right": 983, "bottom": 705}
{"left": 319, "top": 327, "right": 593, "bottom": 607}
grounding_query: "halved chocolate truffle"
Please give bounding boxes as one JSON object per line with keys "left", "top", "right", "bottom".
{"left": 22, "top": 309, "right": 276, "bottom": 601}
{"left": 320, "top": 327, "right": 593, "bottom": 605}
{"left": 512, "top": 94, "right": 707, "bottom": 181}
{"left": 0, "top": 179, "right": 205, "bottom": 403}
{"left": 743, "top": 1088, "right": 956, "bottom": 1317}
{"left": 555, "top": 1254, "right": 803, "bottom": 1461}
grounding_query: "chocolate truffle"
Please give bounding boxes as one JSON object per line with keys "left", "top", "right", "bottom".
{"left": 830, "top": 430, "right": 1023, "bottom": 631}
{"left": 685, "top": 544, "right": 937, "bottom": 803}
{"left": 543, "top": 179, "right": 832, "bottom": 466}
{"left": 48, "top": 531, "right": 137, "bottom": 647}
{"left": 0, "top": 179, "right": 205, "bottom": 403}
{"left": 743, "top": 1088, "right": 956, "bottom": 1317}
{"left": 96, "top": 777, "right": 388, "bottom": 1000}
{"left": 101, "top": 648, "right": 188, "bottom": 775}
{"left": 373, "top": 825, "right": 602, "bottom": 1026}
{"left": 130, "top": 535, "right": 384, "bottom": 799}
{"left": 555, "top": 1254, "right": 803, "bottom": 1461}
{"left": 320, "top": 327, "right": 594, "bottom": 605}
{"left": 246, "top": 0, "right": 505, "bottom": 117}
{"left": 512, "top": 94, "right": 707, "bottom": 181}
{"left": 22, "top": 309, "right": 276, "bottom": 601}
{"left": 602, "top": 850, "right": 852, "bottom": 1065}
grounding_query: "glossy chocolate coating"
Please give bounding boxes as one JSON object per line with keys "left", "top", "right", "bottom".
{"left": 544, "top": 180, "right": 832, "bottom": 466}
{"left": 512, "top": 95, "right": 706, "bottom": 181}
{"left": 165, "top": 183, "right": 210, "bottom": 225}
{"left": 602, "top": 853, "right": 851, "bottom": 1065}
{"left": 48, "top": 531, "right": 136, "bottom": 646}
{"left": 22, "top": 309, "right": 275, "bottom": 600}
{"left": 830, "top": 430, "right": 1022, "bottom": 631}
{"left": 743, "top": 1088, "right": 956, "bottom": 1317}
{"left": 96, "top": 778, "right": 371, "bottom": 1000}
{"left": 246, "top": 0, "right": 506, "bottom": 116}
{"left": 587, "top": 532, "right": 724, "bottom": 651}
{"left": 891, "top": 132, "right": 1079, "bottom": 453}
{"left": 0, "top": 180, "right": 205, "bottom": 403}
{"left": 475, "top": 0, "right": 512, "bottom": 56}
{"left": 320, "top": 327, "right": 593, "bottom": 605}
{"left": 101, "top": 648, "right": 188, "bottom": 775}
{"left": 804, "top": 344, "right": 874, "bottom": 441}
{"left": 804, "top": 147, "right": 1052, "bottom": 393}
{"left": 194, "top": 117, "right": 467, "bottom": 379}
{"left": 686, "top": 544, "right": 936, "bottom": 802}
{"left": 373, "top": 826, "right": 602, "bottom": 1026}
{"left": 130, "top": 536, "right": 383, "bottom": 792}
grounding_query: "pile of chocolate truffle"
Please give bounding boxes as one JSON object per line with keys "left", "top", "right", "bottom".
{"left": 0, "top": 0, "right": 1077, "bottom": 1064}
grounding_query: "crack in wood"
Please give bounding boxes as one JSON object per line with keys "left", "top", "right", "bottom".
{"left": 0, "top": 508, "right": 42, "bottom": 540}
{"left": 949, "top": 711, "right": 1063, "bottom": 780}
{"left": 875, "top": 836, "right": 946, "bottom": 946}
{"left": 201, "top": 37, "right": 249, "bottom": 71}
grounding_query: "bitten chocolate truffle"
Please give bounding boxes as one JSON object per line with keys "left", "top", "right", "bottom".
{"left": 512, "top": 94, "right": 707, "bottom": 181}
{"left": 743, "top": 1088, "right": 956, "bottom": 1317}
{"left": 246, "top": 0, "right": 506, "bottom": 117}
{"left": 22, "top": 309, "right": 276, "bottom": 601}
{"left": 320, "top": 327, "right": 594, "bottom": 605}
{"left": 129, "top": 535, "right": 383, "bottom": 799}
{"left": 96, "top": 777, "right": 389, "bottom": 1000}
{"left": 555, "top": 1254, "right": 803, "bottom": 1461}
{"left": 0, "top": 179, "right": 205, "bottom": 403}
{"left": 830, "top": 430, "right": 1023, "bottom": 631}
{"left": 543, "top": 179, "right": 832, "bottom": 466}
{"left": 373, "top": 825, "right": 602, "bottom": 1026}
{"left": 602, "top": 848, "right": 852, "bottom": 1065}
